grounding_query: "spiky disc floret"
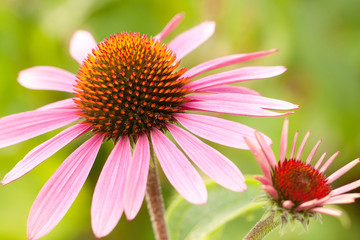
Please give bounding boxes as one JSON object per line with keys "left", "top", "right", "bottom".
{"left": 74, "top": 32, "right": 191, "bottom": 140}
{"left": 272, "top": 159, "right": 331, "bottom": 207}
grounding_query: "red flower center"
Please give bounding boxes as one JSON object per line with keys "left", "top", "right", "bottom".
{"left": 272, "top": 159, "right": 331, "bottom": 206}
{"left": 74, "top": 32, "right": 191, "bottom": 141}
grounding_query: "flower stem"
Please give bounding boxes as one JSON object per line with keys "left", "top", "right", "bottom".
{"left": 145, "top": 144, "right": 169, "bottom": 240}
{"left": 244, "top": 212, "right": 280, "bottom": 240}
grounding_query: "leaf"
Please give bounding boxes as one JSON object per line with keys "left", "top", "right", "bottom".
{"left": 166, "top": 176, "right": 264, "bottom": 240}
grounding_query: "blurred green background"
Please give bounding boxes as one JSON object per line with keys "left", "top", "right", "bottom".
{"left": 0, "top": 0, "right": 359, "bottom": 239}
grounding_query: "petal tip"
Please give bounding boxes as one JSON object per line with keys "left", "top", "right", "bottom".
{"left": 93, "top": 232, "right": 105, "bottom": 239}
{"left": 0, "top": 179, "right": 8, "bottom": 186}
{"left": 203, "top": 21, "right": 216, "bottom": 31}
{"left": 177, "top": 12, "right": 186, "bottom": 18}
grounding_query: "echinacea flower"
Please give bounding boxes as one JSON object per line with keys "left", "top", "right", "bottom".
{"left": 0, "top": 13, "right": 297, "bottom": 239}
{"left": 245, "top": 118, "right": 360, "bottom": 228}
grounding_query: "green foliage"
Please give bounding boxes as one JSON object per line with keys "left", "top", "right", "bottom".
{"left": 166, "top": 177, "right": 264, "bottom": 240}
{"left": 0, "top": 0, "right": 359, "bottom": 239}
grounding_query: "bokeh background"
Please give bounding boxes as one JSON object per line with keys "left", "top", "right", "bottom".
{"left": 0, "top": 0, "right": 359, "bottom": 239}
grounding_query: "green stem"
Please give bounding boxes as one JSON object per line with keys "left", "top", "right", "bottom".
{"left": 243, "top": 212, "right": 280, "bottom": 240}
{"left": 145, "top": 144, "right": 169, "bottom": 240}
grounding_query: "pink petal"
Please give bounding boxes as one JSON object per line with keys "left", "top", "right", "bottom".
{"left": 330, "top": 179, "right": 360, "bottom": 196}
{"left": 324, "top": 198, "right": 357, "bottom": 205}
{"left": 261, "top": 185, "right": 278, "bottom": 200}
{"left": 319, "top": 151, "right": 340, "bottom": 174}
{"left": 326, "top": 158, "right": 360, "bottom": 184}
{"left": 253, "top": 175, "right": 272, "bottom": 186}
{"left": 168, "top": 124, "right": 246, "bottom": 192}
{"left": 70, "top": 30, "right": 97, "bottom": 64}
{"left": 182, "top": 100, "right": 293, "bottom": 117}
{"left": 183, "top": 49, "right": 278, "bottom": 78}
{"left": 1, "top": 124, "right": 89, "bottom": 185}
{"left": 91, "top": 136, "right": 132, "bottom": 238}
{"left": 0, "top": 109, "right": 80, "bottom": 149}
{"left": 282, "top": 200, "right": 295, "bottom": 209}
{"left": 27, "top": 134, "right": 104, "bottom": 240}
{"left": 324, "top": 193, "right": 360, "bottom": 205}
{"left": 199, "top": 85, "right": 261, "bottom": 95}
{"left": 295, "top": 131, "right": 310, "bottom": 160}
{"left": 168, "top": 21, "right": 215, "bottom": 61}
{"left": 305, "top": 140, "right": 322, "bottom": 165}
{"left": 37, "top": 99, "right": 77, "bottom": 111}
{"left": 187, "top": 66, "right": 287, "bottom": 91}
{"left": 189, "top": 93, "right": 298, "bottom": 111}
{"left": 255, "top": 132, "right": 277, "bottom": 168}
{"left": 123, "top": 134, "right": 150, "bottom": 220}
{"left": 296, "top": 196, "right": 330, "bottom": 211}
{"left": 244, "top": 138, "right": 272, "bottom": 180}
{"left": 279, "top": 118, "right": 289, "bottom": 163}
{"left": 18, "top": 66, "right": 76, "bottom": 93}
{"left": 289, "top": 130, "right": 299, "bottom": 159}
{"left": 310, "top": 207, "right": 342, "bottom": 217}
{"left": 155, "top": 13, "right": 185, "bottom": 41}
{"left": 314, "top": 152, "right": 327, "bottom": 170}
{"left": 174, "top": 113, "right": 271, "bottom": 149}
{"left": 151, "top": 128, "right": 207, "bottom": 204}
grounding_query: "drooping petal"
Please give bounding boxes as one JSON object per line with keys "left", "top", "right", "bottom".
{"left": 0, "top": 109, "right": 80, "bottom": 149}
{"left": 123, "top": 134, "right": 150, "bottom": 220}
{"left": 168, "top": 124, "right": 246, "bottom": 192}
{"left": 37, "top": 99, "right": 76, "bottom": 111}
{"left": 244, "top": 138, "right": 272, "bottom": 180}
{"left": 253, "top": 175, "right": 272, "bottom": 186}
{"left": 168, "top": 21, "right": 215, "bottom": 61}
{"left": 324, "top": 196, "right": 359, "bottom": 205}
{"left": 261, "top": 185, "right": 278, "bottom": 200}
{"left": 296, "top": 196, "right": 330, "bottom": 211}
{"left": 187, "top": 66, "right": 287, "bottom": 91}
{"left": 325, "top": 198, "right": 356, "bottom": 205}
{"left": 189, "top": 93, "right": 298, "bottom": 111}
{"left": 91, "top": 136, "right": 132, "bottom": 238}
{"left": 182, "top": 100, "right": 292, "bottom": 117}
{"left": 183, "top": 49, "right": 278, "bottom": 78}
{"left": 330, "top": 179, "right": 360, "bottom": 196}
{"left": 1, "top": 124, "right": 89, "bottom": 185}
{"left": 27, "top": 134, "right": 104, "bottom": 240}
{"left": 151, "top": 128, "right": 207, "bottom": 204}
{"left": 18, "top": 66, "right": 76, "bottom": 93}
{"left": 255, "top": 132, "right": 277, "bottom": 168}
{"left": 326, "top": 159, "right": 360, "bottom": 184}
{"left": 279, "top": 117, "right": 289, "bottom": 162}
{"left": 324, "top": 193, "right": 360, "bottom": 205}
{"left": 155, "top": 13, "right": 185, "bottom": 41}
{"left": 174, "top": 113, "right": 271, "bottom": 149}
{"left": 199, "top": 85, "right": 261, "bottom": 95}
{"left": 295, "top": 131, "right": 310, "bottom": 160}
{"left": 70, "top": 30, "right": 97, "bottom": 64}
{"left": 310, "top": 207, "right": 342, "bottom": 217}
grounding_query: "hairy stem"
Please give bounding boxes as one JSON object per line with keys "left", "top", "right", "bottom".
{"left": 145, "top": 144, "right": 169, "bottom": 240}
{"left": 244, "top": 212, "right": 280, "bottom": 240}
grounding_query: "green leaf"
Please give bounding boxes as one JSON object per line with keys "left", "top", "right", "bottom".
{"left": 166, "top": 176, "right": 265, "bottom": 240}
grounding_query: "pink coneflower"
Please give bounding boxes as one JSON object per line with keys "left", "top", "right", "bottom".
{"left": 0, "top": 13, "right": 297, "bottom": 239}
{"left": 245, "top": 118, "right": 360, "bottom": 227}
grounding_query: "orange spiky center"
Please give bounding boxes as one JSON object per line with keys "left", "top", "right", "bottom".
{"left": 272, "top": 159, "right": 331, "bottom": 206}
{"left": 74, "top": 32, "right": 191, "bottom": 140}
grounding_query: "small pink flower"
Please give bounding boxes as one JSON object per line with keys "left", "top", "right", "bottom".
{"left": 245, "top": 118, "right": 360, "bottom": 226}
{"left": 0, "top": 13, "right": 297, "bottom": 239}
